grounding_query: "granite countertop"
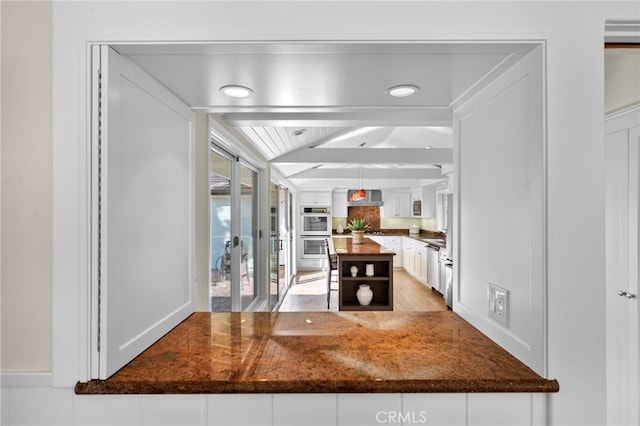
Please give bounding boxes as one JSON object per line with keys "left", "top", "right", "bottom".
{"left": 75, "top": 311, "right": 559, "bottom": 394}
{"left": 333, "top": 229, "right": 445, "bottom": 247}
{"left": 331, "top": 236, "right": 396, "bottom": 256}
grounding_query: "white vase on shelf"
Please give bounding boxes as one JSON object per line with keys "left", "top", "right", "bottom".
{"left": 365, "top": 263, "right": 374, "bottom": 277}
{"left": 350, "top": 265, "right": 358, "bottom": 277}
{"left": 356, "top": 284, "right": 373, "bottom": 306}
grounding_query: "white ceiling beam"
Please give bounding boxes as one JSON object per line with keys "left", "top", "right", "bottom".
{"left": 288, "top": 177, "right": 447, "bottom": 189}
{"left": 287, "top": 168, "right": 445, "bottom": 179}
{"left": 220, "top": 108, "right": 452, "bottom": 127}
{"left": 272, "top": 148, "right": 453, "bottom": 164}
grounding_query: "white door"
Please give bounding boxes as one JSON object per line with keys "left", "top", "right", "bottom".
{"left": 92, "top": 46, "right": 196, "bottom": 379}
{"left": 605, "top": 108, "right": 639, "bottom": 426}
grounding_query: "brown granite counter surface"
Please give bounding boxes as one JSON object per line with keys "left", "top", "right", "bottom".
{"left": 331, "top": 236, "right": 397, "bottom": 256}
{"left": 333, "top": 229, "right": 445, "bottom": 244}
{"left": 75, "top": 311, "right": 559, "bottom": 394}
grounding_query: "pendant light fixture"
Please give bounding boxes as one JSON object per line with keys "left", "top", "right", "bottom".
{"left": 350, "top": 143, "right": 367, "bottom": 202}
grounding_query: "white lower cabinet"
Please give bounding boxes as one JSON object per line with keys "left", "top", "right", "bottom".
{"left": 401, "top": 237, "right": 429, "bottom": 286}
{"left": 402, "top": 243, "right": 412, "bottom": 271}
{"left": 386, "top": 242, "right": 402, "bottom": 266}
{"left": 414, "top": 249, "right": 427, "bottom": 283}
{"left": 367, "top": 236, "right": 403, "bottom": 266}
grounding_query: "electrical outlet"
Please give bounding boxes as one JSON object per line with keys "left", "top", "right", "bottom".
{"left": 488, "top": 282, "right": 509, "bottom": 327}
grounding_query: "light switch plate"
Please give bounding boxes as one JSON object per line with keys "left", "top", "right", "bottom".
{"left": 488, "top": 282, "right": 509, "bottom": 327}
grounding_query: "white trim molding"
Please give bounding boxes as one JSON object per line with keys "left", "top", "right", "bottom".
{"left": 1, "top": 372, "right": 53, "bottom": 388}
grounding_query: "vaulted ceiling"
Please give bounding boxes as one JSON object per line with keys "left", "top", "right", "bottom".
{"left": 116, "top": 42, "right": 539, "bottom": 189}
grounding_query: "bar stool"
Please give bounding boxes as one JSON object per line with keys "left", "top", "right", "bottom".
{"left": 324, "top": 238, "right": 338, "bottom": 309}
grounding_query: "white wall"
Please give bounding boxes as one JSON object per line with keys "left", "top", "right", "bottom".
{"left": 455, "top": 46, "right": 545, "bottom": 374}
{"left": 0, "top": 0, "right": 52, "bottom": 373}
{"left": 605, "top": 48, "right": 640, "bottom": 113}
{"left": 2, "top": 1, "right": 640, "bottom": 426}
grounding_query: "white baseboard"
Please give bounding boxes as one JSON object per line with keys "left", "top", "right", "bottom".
{"left": 1, "top": 372, "right": 53, "bottom": 387}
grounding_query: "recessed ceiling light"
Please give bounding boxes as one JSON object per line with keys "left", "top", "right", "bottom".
{"left": 386, "top": 85, "right": 420, "bottom": 97}
{"left": 424, "top": 146, "right": 432, "bottom": 149}
{"left": 220, "top": 85, "right": 253, "bottom": 98}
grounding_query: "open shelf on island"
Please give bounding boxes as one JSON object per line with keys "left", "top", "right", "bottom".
{"left": 337, "top": 254, "right": 394, "bottom": 311}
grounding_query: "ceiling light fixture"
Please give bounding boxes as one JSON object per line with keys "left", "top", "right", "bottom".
{"left": 220, "top": 85, "right": 253, "bottom": 98}
{"left": 292, "top": 128, "right": 307, "bottom": 137}
{"left": 386, "top": 84, "right": 420, "bottom": 97}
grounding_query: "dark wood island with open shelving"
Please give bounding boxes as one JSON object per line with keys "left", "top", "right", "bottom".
{"left": 332, "top": 236, "right": 395, "bottom": 311}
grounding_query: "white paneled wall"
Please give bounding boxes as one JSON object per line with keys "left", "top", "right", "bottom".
{"left": 402, "top": 394, "right": 466, "bottom": 426}
{"left": 272, "top": 394, "right": 336, "bottom": 426}
{"left": 2, "top": 386, "right": 542, "bottom": 426}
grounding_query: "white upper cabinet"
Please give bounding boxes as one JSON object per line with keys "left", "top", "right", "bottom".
{"left": 410, "top": 185, "right": 438, "bottom": 218}
{"left": 421, "top": 185, "right": 437, "bottom": 218}
{"left": 381, "top": 190, "right": 411, "bottom": 217}
{"left": 299, "top": 191, "right": 332, "bottom": 206}
{"left": 396, "top": 191, "right": 412, "bottom": 217}
{"left": 332, "top": 189, "right": 348, "bottom": 217}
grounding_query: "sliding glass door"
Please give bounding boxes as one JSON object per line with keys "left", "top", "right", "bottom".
{"left": 269, "top": 184, "right": 292, "bottom": 310}
{"left": 209, "top": 147, "right": 260, "bottom": 311}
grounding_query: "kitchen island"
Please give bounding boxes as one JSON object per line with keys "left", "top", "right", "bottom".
{"left": 331, "top": 236, "right": 395, "bottom": 311}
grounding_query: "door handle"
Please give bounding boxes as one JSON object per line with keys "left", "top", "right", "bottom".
{"left": 233, "top": 236, "right": 239, "bottom": 247}
{"left": 618, "top": 290, "right": 637, "bottom": 299}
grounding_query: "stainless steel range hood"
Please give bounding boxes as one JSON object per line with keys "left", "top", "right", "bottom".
{"left": 347, "top": 189, "right": 384, "bottom": 207}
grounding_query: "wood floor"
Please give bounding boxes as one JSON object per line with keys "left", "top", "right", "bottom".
{"left": 278, "top": 268, "right": 447, "bottom": 312}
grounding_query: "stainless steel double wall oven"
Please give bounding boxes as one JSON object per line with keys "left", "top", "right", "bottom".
{"left": 300, "top": 206, "right": 331, "bottom": 259}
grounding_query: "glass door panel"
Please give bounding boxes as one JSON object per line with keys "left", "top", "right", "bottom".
{"left": 240, "top": 163, "right": 258, "bottom": 310}
{"left": 269, "top": 185, "right": 292, "bottom": 310}
{"left": 269, "top": 183, "right": 279, "bottom": 309}
{"left": 209, "top": 149, "right": 233, "bottom": 311}
{"left": 279, "top": 187, "right": 291, "bottom": 301}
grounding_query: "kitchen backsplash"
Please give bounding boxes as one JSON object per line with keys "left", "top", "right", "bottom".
{"left": 333, "top": 214, "right": 437, "bottom": 232}
{"left": 346, "top": 206, "right": 380, "bottom": 230}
